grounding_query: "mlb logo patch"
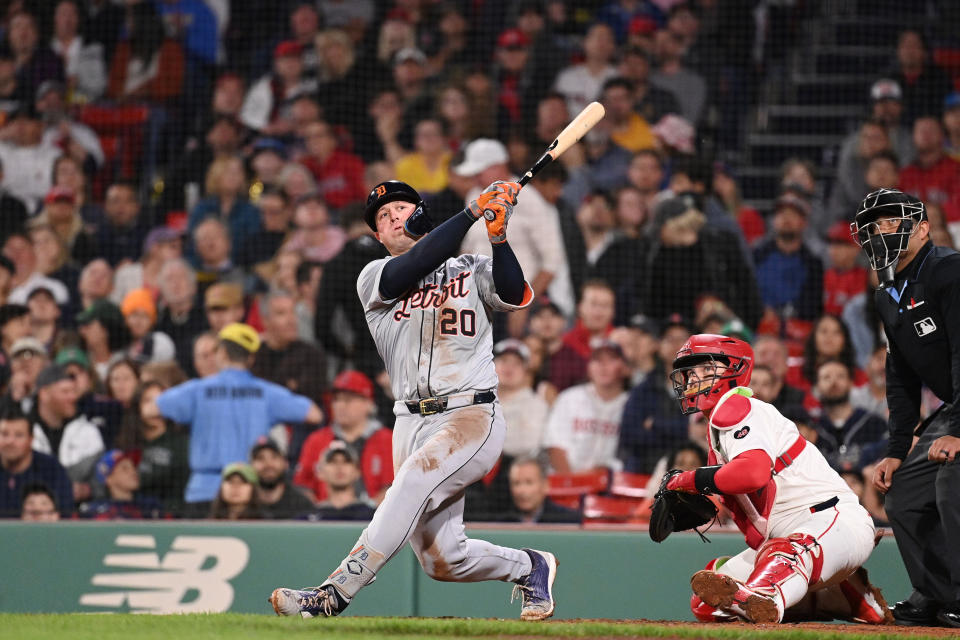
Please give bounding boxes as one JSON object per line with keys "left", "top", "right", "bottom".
{"left": 914, "top": 317, "right": 937, "bottom": 337}
{"left": 733, "top": 426, "right": 750, "bottom": 439}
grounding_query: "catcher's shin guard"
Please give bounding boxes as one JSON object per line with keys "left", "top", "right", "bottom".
{"left": 742, "top": 534, "right": 823, "bottom": 620}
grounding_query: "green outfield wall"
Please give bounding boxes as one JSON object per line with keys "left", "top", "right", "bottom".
{"left": 0, "top": 522, "right": 910, "bottom": 619}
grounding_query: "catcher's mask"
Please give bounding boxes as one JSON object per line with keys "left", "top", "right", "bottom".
{"left": 364, "top": 180, "right": 434, "bottom": 238}
{"left": 850, "top": 188, "right": 926, "bottom": 281}
{"left": 670, "top": 334, "right": 754, "bottom": 415}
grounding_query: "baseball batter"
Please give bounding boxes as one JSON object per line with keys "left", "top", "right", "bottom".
{"left": 270, "top": 180, "right": 558, "bottom": 620}
{"left": 665, "top": 334, "right": 888, "bottom": 624}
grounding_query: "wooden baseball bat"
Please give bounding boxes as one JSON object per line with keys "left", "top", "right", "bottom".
{"left": 518, "top": 101, "right": 606, "bottom": 187}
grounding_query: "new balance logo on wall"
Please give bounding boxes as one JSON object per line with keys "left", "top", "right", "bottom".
{"left": 79, "top": 535, "right": 249, "bottom": 613}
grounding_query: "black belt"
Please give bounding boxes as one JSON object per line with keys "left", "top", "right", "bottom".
{"left": 405, "top": 391, "right": 496, "bottom": 415}
{"left": 809, "top": 496, "right": 839, "bottom": 513}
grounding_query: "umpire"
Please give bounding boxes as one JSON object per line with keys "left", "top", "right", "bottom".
{"left": 852, "top": 188, "right": 960, "bottom": 627}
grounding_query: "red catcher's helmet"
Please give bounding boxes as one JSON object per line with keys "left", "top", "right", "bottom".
{"left": 670, "top": 334, "right": 754, "bottom": 415}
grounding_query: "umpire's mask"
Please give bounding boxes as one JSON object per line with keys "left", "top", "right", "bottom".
{"left": 850, "top": 188, "right": 926, "bottom": 282}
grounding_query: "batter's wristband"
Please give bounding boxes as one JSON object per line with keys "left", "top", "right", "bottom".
{"left": 694, "top": 465, "right": 723, "bottom": 494}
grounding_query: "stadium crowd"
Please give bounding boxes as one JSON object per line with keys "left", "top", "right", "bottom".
{"left": 0, "top": 0, "right": 957, "bottom": 525}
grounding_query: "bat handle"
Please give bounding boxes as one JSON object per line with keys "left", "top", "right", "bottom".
{"left": 519, "top": 150, "right": 555, "bottom": 188}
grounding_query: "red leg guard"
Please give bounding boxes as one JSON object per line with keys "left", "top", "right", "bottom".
{"left": 747, "top": 533, "right": 823, "bottom": 594}
{"left": 837, "top": 568, "right": 894, "bottom": 625}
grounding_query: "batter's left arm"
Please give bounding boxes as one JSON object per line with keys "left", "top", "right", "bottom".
{"left": 491, "top": 242, "right": 525, "bottom": 305}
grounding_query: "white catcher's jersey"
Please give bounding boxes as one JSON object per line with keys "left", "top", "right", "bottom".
{"left": 357, "top": 254, "right": 532, "bottom": 403}
{"left": 710, "top": 389, "right": 856, "bottom": 525}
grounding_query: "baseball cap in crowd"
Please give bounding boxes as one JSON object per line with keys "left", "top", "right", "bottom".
{"left": 323, "top": 440, "right": 359, "bottom": 464}
{"left": 452, "top": 138, "right": 509, "bottom": 176}
{"left": 251, "top": 137, "right": 288, "bottom": 159}
{"left": 652, "top": 114, "right": 695, "bottom": 154}
{"left": 35, "top": 364, "right": 70, "bottom": 389}
{"left": 55, "top": 345, "right": 90, "bottom": 369}
{"left": 221, "top": 461, "right": 258, "bottom": 484}
{"left": 629, "top": 15, "right": 658, "bottom": 36}
{"left": 76, "top": 299, "right": 124, "bottom": 327}
{"left": 25, "top": 285, "right": 55, "bottom": 303}
{"left": 121, "top": 288, "right": 157, "bottom": 324}
{"left": 95, "top": 449, "right": 137, "bottom": 485}
{"left": 0, "top": 303, "right": 29, "bottom": 328}
{"left": 273, "top": 40, "right": 303, "bottom": 59}
{"left": 774, "top": 192, "right": 812, "bottom": 217}
{"left": 250, "top": 436, "right": 282, "bottom": 459}
{"left": 945, "top": 92, "right": 960, "bottom": 111}
{"left": 628, "top": 313, "right": 659, "bottom": 336}
{"left": 870, "top": 78, "right": 902, "bottom": 103}
{"left": 721, "top": 317, "right": 754, "bottom": 343}
{"left": 205, "top": 282, "right": 243, "bottom": 310}
{"left": 661, "top": 312, "right": 692, "bottom": 334}
{"left": 142, "top": 226, "right": 183, "bottom": 255}
{"left": 654, "top": 194, "right": 698, "bottom": 227}
{"left": 0, "top": 254, "right": 14, "bottom": 277}
{"left": 497, "top": 28, "right": 531, "bottom": 49}
{"left": 530, "top": 296, "right": 562, "bottom": 317}
{"left": 827, "top": 221, "right": 858, "bottom": 246}
{"left": 394, "top": 47, "right": 427, "bottom": 66}
{"left": 493, "top": 338, "right": 531, "bottom": 362}
{"left": 44, "top": 186, "right": 76, "bottom": 206}
{"left": 332, "top": 370, "right": 375, "bottom": 400}
{"left": 590, "top": 339, "right": 626, "bottom": 360}
{"left": 218, "top": 322, "right": 261, "bottom": 354}
{"left": 10, "top": 337, "right": 47, "bottom": 359}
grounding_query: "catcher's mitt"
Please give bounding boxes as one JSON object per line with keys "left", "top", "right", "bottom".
{"left": 649, "top": 469, "right": 718, "bottom": 543}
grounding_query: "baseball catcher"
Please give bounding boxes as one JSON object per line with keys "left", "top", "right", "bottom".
{"left": 664, "top": 334, "right": 892, "bottom": 624}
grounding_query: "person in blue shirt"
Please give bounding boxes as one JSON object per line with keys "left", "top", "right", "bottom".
{"left": 155, "top": 323, "right": 323, "bottom": 504}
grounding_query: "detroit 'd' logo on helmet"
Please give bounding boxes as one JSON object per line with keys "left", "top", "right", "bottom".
{"left": 733, "top": 426, "right": 750, "bottom": 439}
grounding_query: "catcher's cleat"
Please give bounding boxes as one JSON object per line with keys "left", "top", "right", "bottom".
{"left": 838, "top": 567, "right": 894, "bottom": 624}
{"left": 691, "top": 570, "right": 782, "bottom": 624}
{"left": 511, "top": 549, "right": 558, "bottom": 621}
{"left": 268, "top": 584, "right": 350, "bottom": 618}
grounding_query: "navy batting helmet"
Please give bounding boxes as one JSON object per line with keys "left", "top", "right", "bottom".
{"left": 364, "top": 180, "right": 434, "bottom": 238}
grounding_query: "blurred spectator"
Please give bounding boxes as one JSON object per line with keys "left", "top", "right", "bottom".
{"left": 112, "top": 227, "right": 183, "bottom": 304}
{"left": 7, "top": 337, "right": 48, "bottom": 405}
{"left": 457, "top": 139, "right": 569, "bottom": 327}
{"left": 575, "top": 191, "right": 618, "bottom": 268}
{"left": 494, "top": 339, "right": 549, "bottom": 460}
{"left": 26, "top": 286, "right": 60, "bottom": 347}
{"left": 278, "top": 161, "right": 318, "bottom": 205}
{"left": 564, "top": 279, "right": 616, "bottom": 356}
{"left": 313, "top": 204, "right": 387, "bottom": 379}
{"left": 0, "top": 158, "right": 27, "bottom": 243}
{"left": 553, "top": 23, "right": 617, "bottom": 117}
{"left": 801, "top": 314, "right": 861, "bottom": 390}
{"left": 28, "top": 225, "right": 79, "bottom": 312}
{"left": 29, "top": 364, "right": 103, "bottom": 494}
{"left": 79, "top": 448, "right": 163, "bottom": 519}
{"left": 240, "top": 40, "right": 316, "bottom": 135}
{"left": 104, "top": 358, "right": 139, "bottom": 410}
{"left": 602, "top": 77, "right": 655, "bottom": 152}
{"left": 121, "top": 288, "right": 175, "bottom": 364}
{"left": 156, "top": 0, "right": 218, "bottom": 70}
{"left": 493, "top": 27, "right": 536, "bottom": 138}
{"left": 192, "top": 218, "right": 245, "bottom": 287}
{"left": 57, "top": 345, "right": 122, "bottom": 449}
{"left": 295, "top": 370, "right": 391, "bottom": 504}
{"left": 811, "top": 360, "right": 887, "bottom": 474}
{"left": 887, "top": 29, "right": 951, "bottom": 126}
{"left": 117, "top": 380, "right": 188, "bottom": 511}
{"left": 5, "top": 11, "right": 65, "bottom": 103}
{"left": 829, "top": 119, "right": 891, "bottom": 226}
{"left": 636, "top": 196, "right": 760, "bottom": 329}
{"left": 0, "top": 49, "right": 20, "bottom": 116}
{"left": 0, "top": 105, "right": 61, "bottom": 213}
{"left": 501, "top": 456, "right": 581, "bottom": 524}
{"left": 20, "top": 482, "right": 60, "bottom": 520}
{"left": 309, "top": 441, "right": 376, "bottom": 521}
{"left": 95, "top": 182, "right": 148, "bottom": 267}
{"left": 543, "top": 341, "right": 629, "bottom": 473}
{"left": 822, "top": 221, "right": 868, "bottom": 318}
{"left": 139, "top": 361, "right": 187, "bottom": 390}
{"left": 945, "top": 92, "right": 960, "bottom": 160}
{"left": 30, "top": 186, "right": 98, "bottom": 265}
{"left": 392, "top": 47, "right": 434, "bottom": 149}
{"left": 618, "top": 46, "right": 680, "bottom": 124}
{"left": 298, "top": 120, "right": 366, "bottom": 210}
{"left": 779, "top": 158, "right": 828, "bottom": 254}
{"left": 850, "top": 345, "right": 889, "bottom": 420}
{"left": 203, "top": 282, "right": 244, "bottom": 333}
{"left": 754, "top": 193, "right": 824, "bottom": 322}
{"left": 251, "top": 289, "right": 326, "bottom": 404}
{"left": 0, "top": 303, "right": 30, "bottom": 360}
{"left": 294, "top": 259, "right": 322, "bottom": 344}
{"left": 155, "top": 258, "right": 207, "bottom": 374}
{"left": 76, "top": 300, "right": 131, "bottom": 380}
{"left": 712, "top": 162, "right": 764, "bottom": 247}
{"left": 249, "top": 437, "right": 314, "bottom": 519}
{"left": 434, "top": 84, "right": 472, "bottom": 152}
{"left": 36, "top": 80, "right": 104, "bottom": 167}
{"left": 591, "top": 185, "right": 650, "bottom": 299}
{"left": 51, "top": 155, "right": 100, "bottom": 225}
{"left": 189, "top": 156, "right": 262, "bottom": 259}
{"left": 106, "top": 2, "right": 184, "bottom": 103}
{"left": 637, "top": 441, "right": 709, "bottom": 519}
{"left": 318, "top": 0, "right": 374, "bottom": 43}
{"left": 163, "top": 115, "right": 245, "bottom": 214}
{"left": 0, "top": 402, "right": 73, "bottom": 517}
{"left": 665, "top": 156, "right": 745, "bottom": 244}
{"left": 752, "top": 336, "right": 807, "bottom": 409}
{"left": 609, "top": 315, "right": 659, "bottom": 387}
{"left": 525, "top": 297, "right": 576, "bottom": 391}
{"left": 870, "top": 79, "right": 914, "bottom": 164}
{"left": 898, "top": 115, "right": 960, "bottom": 221}
{"left": 315, "top": 29, "right": 366, "bottom": 129}
{"left": 530, "top": 92, "right": 570, "bottom": 153}
{"left": 191, "top": 331, "right": 219, "bottom": 379}
{"left": 49, "top": 1, "right": 106, "bottom": 103}
{"left": 155, "top": 322, "right": 322, "bottom": 503}
{"left": 562, "top": 122, "right": 633, "bottom": 210}
{"left": 395, "top": 118, "right": 450, "bottom": 196}
{"left": 283, "top": 194, "right": 347, "bottom": 264}
{"left": 237, "top": 187, "right": 291, "bottom": 270}
{"left": 209, "top": 462, "right": 264, "bottom": 519}
{"left": 618, "top": 316, "right": 692, "bottom": 472}
{"left": 0, "top": 256, "right": 12, "bottom": 306}
{"left": 865, "top": 150, "right": 901, "bottom": 192}
{"left": 625, "top": 149, "right": 665, "bottom": 212}
{"left": 651, "top": 28, "right": 706, "bottom": 124}
{"left": 77, "top": 258, "right": 113, "bottom": 310}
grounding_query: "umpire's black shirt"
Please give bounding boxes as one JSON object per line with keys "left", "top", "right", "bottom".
{"left": 875, "top": 240, "right": 960, "bottom": 459}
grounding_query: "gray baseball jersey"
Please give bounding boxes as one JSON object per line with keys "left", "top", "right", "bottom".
{"left": 357, "top": 253, "right": 533, "bottom": 402}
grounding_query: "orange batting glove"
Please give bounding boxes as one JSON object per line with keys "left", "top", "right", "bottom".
{"left": 467, "top": 181, "right": 520, "bottom": 244}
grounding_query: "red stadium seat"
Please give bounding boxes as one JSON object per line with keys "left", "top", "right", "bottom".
{"left": 547, "top": 469, "right": 610, "bottom": 497}
{"left": 549, "top": 495, "right": 583, "bottom": 510}
{"left": 582, "top": 495, "right": 645, "bottom": 523}
{"left": 78, "top": 104, "right": 151, "bottom": 198}
{"left": 609, "top": 472, "right": 652, "bottom": 498}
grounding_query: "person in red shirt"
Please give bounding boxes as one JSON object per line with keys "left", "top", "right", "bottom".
{"left": 294, "top": 370, "right": 392, "bottom": 504}
{"left": 823, "top": 222, "right": 866, "bottom": 317}
{"left": 546, "top": 281, "right": 615, "bottom": 391}
{"left": 899, "top": 116, "right": 960, "bottom": 221}
{"left": 297, "top": 119, "right": 366, "bottom": 210}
